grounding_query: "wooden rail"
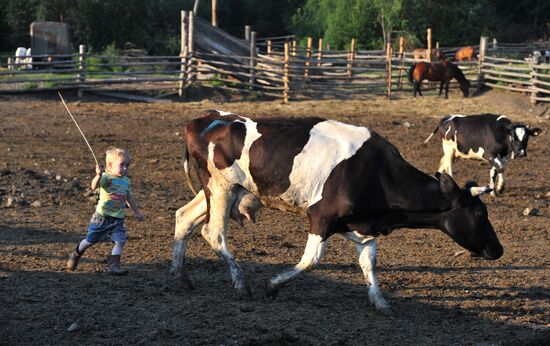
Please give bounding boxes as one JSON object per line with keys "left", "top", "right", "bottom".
{"left": 1, "top": 29, "right": 549, "bottom": 103}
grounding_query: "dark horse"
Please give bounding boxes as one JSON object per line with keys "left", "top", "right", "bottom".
{"left": 408, "top": 61, "right": 470, "bottom": 98}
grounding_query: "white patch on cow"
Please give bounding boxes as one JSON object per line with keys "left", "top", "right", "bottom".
{"left": 515, "top": 127, "right": 526, "bottom": 141}
{"left": 497, "top": 173, "right": 505, "bottom": 191}
{"left": 341, "top": 232, "right": 389, "bottom": 311}
{"left": 280, "top": 120, "right": 371, "bottom": 208}
{"left": 444, "top": 125, "right": 452, "bottom": 139}
{"left": 216, "top": 110, "right": 234, "bottom": 116}
{"left": 455, "top": 145, "right": 485, "bottom": 160}
{"left": 206, "top": 117, "right": 262, "bottom": 194}
{"left": 438, "top": 139, "right": 457, "bottom": 175}
{"left": 341, "top": 231, "right": 374, "bottom": 244}
{"left": 497, "top": 115, "right": 508, "bottom": 122}
{"left": 445, "top": 114, "right": 466, "bottom": 121}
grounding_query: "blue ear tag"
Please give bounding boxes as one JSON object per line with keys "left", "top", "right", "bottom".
{"left": 200, "top": 119, "right": 231, "bottom": 138}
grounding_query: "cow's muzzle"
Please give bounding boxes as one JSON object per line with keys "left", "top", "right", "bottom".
{"left": 474, "top": 246, "right": 504, "bottom": 261}
{"left": 471, "top": 245, "right": 503, "bottom": 260}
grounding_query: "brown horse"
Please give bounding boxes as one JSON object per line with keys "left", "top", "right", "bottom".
{"left": 408, "top": 61, "right": 470, "bottom": 98}
{"left": 455, "top": 46, "right": 475, "bottom": 62}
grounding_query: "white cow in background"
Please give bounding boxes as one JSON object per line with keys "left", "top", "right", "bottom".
{"left": 14, "top": 47, "right": 32, "bottom": 70}
{"left": 25, "top": 48, "right": 32, "bottom": 69}
{"left": 14, "top": 47, "right": 27, "bottom": 69}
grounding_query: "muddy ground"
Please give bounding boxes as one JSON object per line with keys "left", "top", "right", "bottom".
{"left": 0, "top": 88, "right": 549, "bottom": 345}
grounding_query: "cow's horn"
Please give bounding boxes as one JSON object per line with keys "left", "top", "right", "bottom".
{"left": 469, "top": 186, "right": 492, "bottom": 197}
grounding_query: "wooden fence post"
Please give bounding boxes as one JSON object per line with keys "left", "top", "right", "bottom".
{"left": 317, "top": 38, "right": 323, "bottom": 67}
{"left": 78, "top": 44, "right": 86, "bottom": 98}
{"left": 397, "top": 36, "right": 405, "bottom": 88}
{"left": 267, "top": 40, "right": 272, "bottom": 55}
{"left": 477, "top": 36, "right": 487, "bottom": 92}
{"left": 211, "top": 0, "right": 217, "bottom": 27}
{"left": 250, "top": 31, "right": 257, "bottom": 90}
{"left": 292, "top": 40, "right": 297, "bottom": 57}
{"left": 244, "top": 25, "right": 251, "bottom": 41}
{"left": 386, "top": 43, "right": 393, "bottom": 99}
{"left": 304, "top": 37, "right": 312, "bottom": 80}
{"left": 427, "top": 28, "right": 432, "bottom": 62}
{"left": 347, "top": 38, "right": 356, "bottom": 78}
{"left": 530, "top": 61, "right": 537, "bottom": 104}
{"left": 284, "top": 42, "right": 290, "bottom": 103}
{"left": 178, "top": 10, "right": 188, "bottom": 98}
{"left": 188, "top": 11, "right": 195, "bottom": 83}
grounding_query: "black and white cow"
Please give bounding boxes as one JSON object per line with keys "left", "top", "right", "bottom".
{"left": 424, "top": 114, "right": 542, "bottom": 196}
{"left": 172, "top": 110, "right": 503, "bottom": 314}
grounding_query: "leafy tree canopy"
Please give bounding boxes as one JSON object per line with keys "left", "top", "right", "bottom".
{"left": 0, "top": 0, "right": 547, "bottom": 54}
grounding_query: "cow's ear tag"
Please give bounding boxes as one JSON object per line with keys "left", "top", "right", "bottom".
{"left": 469, "top": 186, "right": 492, "bottom": 197}
{"left": 528, "top": 127, "right": 542, "bottom": 136}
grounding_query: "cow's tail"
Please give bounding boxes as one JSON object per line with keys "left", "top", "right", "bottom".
{"left": 408, "top": 64, "right": 416, "bottom": 84}
{"left": 183, "top": 139, "right": 199, "bottom": 196}
{"left": 423, "top": 125, "right": 439, "bottom": 144}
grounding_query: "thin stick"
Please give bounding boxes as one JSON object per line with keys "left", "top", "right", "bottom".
{"left": 57, "top": 92, "right": 99, "bottom": 165}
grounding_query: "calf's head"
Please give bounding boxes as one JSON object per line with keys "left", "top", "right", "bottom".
{"left": 510, "top": 124, "right": 542, "bottom": 157}
{"left": 436, "top": 173, "right": 503, "bottom": 260}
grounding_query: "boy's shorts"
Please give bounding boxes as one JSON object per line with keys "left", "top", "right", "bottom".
{"left": 86, "top": 212, "right": 126, "bottom": 243}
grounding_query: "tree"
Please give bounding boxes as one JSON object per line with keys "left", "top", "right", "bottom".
{"left": 372, "top": 0, "right": 404, "bottom": 48}
{"left": 291, "top": 0, "right": 382, "bottom": 50}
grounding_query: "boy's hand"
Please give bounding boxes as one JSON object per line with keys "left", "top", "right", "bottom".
{"left": 135, "top": 211, "right": 144, "bottom": 221}
{"left": 95, "top": 164, "right": 104, "bottom": 175}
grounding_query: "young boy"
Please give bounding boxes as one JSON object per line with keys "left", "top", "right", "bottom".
{"left": 67, "top": 147, "right": 144, "bottom": 275}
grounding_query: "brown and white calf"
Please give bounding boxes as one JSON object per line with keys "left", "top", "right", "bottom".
{"left": 425, "top": 114, "right": 542, "bottom": 196}
{"left": 172, "top": 110, "right": 503, "bottom": 314}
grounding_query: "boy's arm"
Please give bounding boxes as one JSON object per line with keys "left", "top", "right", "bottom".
{"left": 127, "top": 192, "right": 144, "bottom": 221}
{"left": 90, "top": 165, "right": 104, "bottom": 190}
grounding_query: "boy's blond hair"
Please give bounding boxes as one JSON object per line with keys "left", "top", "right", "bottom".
{"left": 105, "top": 147, "right": 131, "bottom": 165}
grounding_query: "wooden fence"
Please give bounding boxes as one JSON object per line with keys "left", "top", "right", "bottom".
{"left": 1, "top": 18, "right": 549, "bottom": 103}
{"left": 476, "top": 37, "right": 550, "bottom": 103}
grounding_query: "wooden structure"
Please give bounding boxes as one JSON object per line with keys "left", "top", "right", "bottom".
{"left": 30, "top": 21, "right": 71, "bottom": 56}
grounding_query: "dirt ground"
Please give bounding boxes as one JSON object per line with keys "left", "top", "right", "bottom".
{"left": 0, "top": 88, "right": 549, "bottom": 345}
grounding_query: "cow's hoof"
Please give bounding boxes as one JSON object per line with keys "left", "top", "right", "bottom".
{"left": 265, "top": 282, "right": 279, "bottom": 299}
{"left": 377, "top": 307, "right": 394, "bottom": 316}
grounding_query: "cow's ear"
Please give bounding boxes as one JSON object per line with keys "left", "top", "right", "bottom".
{"left": 528, "top": 127, "right": 542, "bottom": 137}
{"left": 438, "top": 172, "right": 460, "bottom": 196}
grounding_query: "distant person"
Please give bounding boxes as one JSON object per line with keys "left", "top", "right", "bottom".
{"left": 67, "top": 147, "right": 144, "bottom": 275}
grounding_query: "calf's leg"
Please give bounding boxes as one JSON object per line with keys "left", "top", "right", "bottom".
{"left": 201, "top": 185, "right": 251, "bottom": 296}
{"left": 171, "top": 190, "right": 207, "bottom": 285}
